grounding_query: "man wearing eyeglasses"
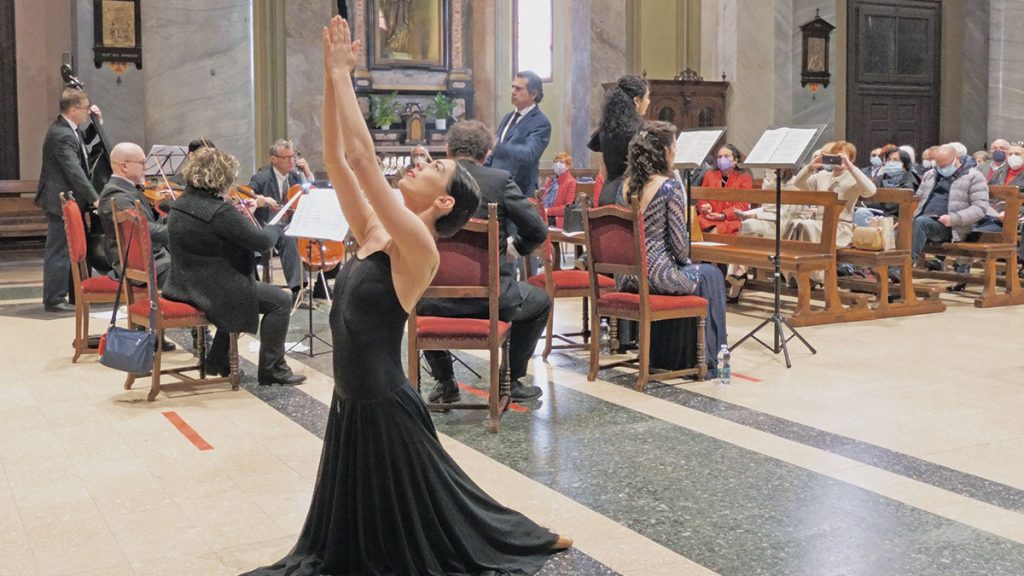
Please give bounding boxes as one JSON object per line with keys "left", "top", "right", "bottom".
{"left": 248, "top": 139, "right": 315, "bottom": 301}
{"left": 35, "top": 88, "right": 104, "bottom": 312}
{"left": 486, "top": 71, "right": 551, "bottom": 200}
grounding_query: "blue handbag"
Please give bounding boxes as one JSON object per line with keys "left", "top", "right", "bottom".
{"left": 99, "top": 221, "right": 158, "bottom": 374}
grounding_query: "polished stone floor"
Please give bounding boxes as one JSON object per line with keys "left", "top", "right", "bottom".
{"left": 2, "top": 258, "right": 1024, "bottom": 575}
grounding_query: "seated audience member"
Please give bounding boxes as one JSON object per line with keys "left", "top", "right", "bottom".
{"left": 950, "top": 141, "right": 977, "bottom": 169}
{"left": 856, "top": 146, "right": 918, "bottom": 224}
{"left": 988, "top": 143, "right": 1024, "bottom": 189}
{"left": 980, "top": 138, "right": 1011, "bottom": 183}
{"left": 918, "top": 146, "right": 938, "bottom": 177}
{"left": 540, "top": 152, "right": 578, "bottom": 228}
{"left": 696, "top": 144, "right": 752, "bottom": 235}
{"left": 618, "top": 121, "right": 727, "bottom": 373}
{"left": 862, "top": 147, "right": 884, "bottom": 179}
{"left": 890, "top": 144, "right": 998, "bottom": 281}
{"left": 974, "top": 150, "right": 991, "bottom": 167}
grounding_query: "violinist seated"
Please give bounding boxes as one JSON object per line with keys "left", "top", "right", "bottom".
{"left": 162, "top": 148, "right": 306, "bottom": 386}
{"left": 247, "top": 139, "right": 315, "bottom": 302}
{"left": 98, "top": 142, "right": 177, "bottom": 352}
{"left": 165, "top": 137, "right": 217, "bottom": 187}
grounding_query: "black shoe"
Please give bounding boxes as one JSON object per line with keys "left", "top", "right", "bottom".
{"left": 509, "top": 380, "right": 542, "bottom": 401}
{"left": 726, "top": 273, "right": 746, "bottom": 304}
{"left": 924, "top": 258, "right": 945, "bottom": 271}
{"left": 206, "top": 362, "right": 231, "bottom": 377}
{"left": 44, "top": 301, "right": 76, "bottom": 313}
{"left": 427, "top": 379, "right": 461, "bottom": 403}
{"left": 161, "top": 338, "right": 177, "bottom": 352}
{"left": 947, "top": 282, "right": 968, "bottom": 292}
{"left": 258, "top": 370, "right": 307, "bottom": 386}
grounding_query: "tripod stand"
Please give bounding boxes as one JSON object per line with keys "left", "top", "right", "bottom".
{"left": 729, "top": 167, "right": 815, "bottom": 367}
{"left": 288, "top": 239, "right": 333, "bottom": 357}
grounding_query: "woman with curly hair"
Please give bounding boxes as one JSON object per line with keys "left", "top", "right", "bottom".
{"left": 589, "top": 74, "right": 649, "bottom": 207}
{"left": 620, "top": 120, "right": 728, "bottom": 373}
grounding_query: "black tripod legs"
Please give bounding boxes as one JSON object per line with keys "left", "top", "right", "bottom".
{"left": 730, "top": 313, "right": 815, "bottom": 369}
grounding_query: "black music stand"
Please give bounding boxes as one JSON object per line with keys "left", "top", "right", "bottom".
{"left": 732, "top": 125, "right": 825, "bottom": 368}
{"left": 144, "top": 145, "right": 188, "bottom": 178}
{"left": 288, "top": 239, "right": 333, "bottom": 357}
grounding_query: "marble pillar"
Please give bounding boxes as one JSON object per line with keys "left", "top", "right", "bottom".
{"left": 285, "top": 0, "right": 334, "bottom": 174}
{"left": 143, "top": 0, "right": 255, "bottom": 174}
{"left": 960, "top": 0, "right": 988, "bottom": 150}
{"left": 988, "top": 0, "right": 1023, "bottom": 145}
{"left": 589, "top": 0, "right": 629, "bottom": 127}
{"left": 730, "top": 0, "right": 776, "bottom": 155}
{"left": 570, "top": 0, "right": 593, "bottom": 165}
{"left": 72, "top": 0, "right": 146, "bottom": 152}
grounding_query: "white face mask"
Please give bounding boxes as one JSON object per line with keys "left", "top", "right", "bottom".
{"left": 552, "top": 161, "right": 567, "bottom": 176}
{"left": 1008, "top": 154, "right": 1024, "bottom": 170}
{"left": 922, "top": 160, "right": 935, "bottom": 169}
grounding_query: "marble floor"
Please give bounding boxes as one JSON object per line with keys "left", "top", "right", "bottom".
{"left": 2, "top": 257, "right": 1024, "bottom": 575}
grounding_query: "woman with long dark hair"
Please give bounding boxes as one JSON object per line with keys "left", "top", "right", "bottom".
{"left": 589, "top": 74, "right": 649, "bottom": 207}
{"left": 242, "top": 16, "right": 570, "bottom": 576}
{"left": 619, "top": 121, "right": 728, "bottom": 373}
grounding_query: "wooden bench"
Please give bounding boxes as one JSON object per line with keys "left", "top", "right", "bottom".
{"left": 916, "top": 185, "right": 1024, "bottom": 308}
{"left": 835, "top": 188, "right": 946, "bottom": 319}
{"left": 692, "top": 187, "right": 873, "bottom": 327}
{"left": 0, "top": 180, "right": 46, "bottom": 239}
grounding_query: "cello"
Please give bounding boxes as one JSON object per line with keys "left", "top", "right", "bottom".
{"left": 284, "top": 173, "right": 346, "bottom": 272}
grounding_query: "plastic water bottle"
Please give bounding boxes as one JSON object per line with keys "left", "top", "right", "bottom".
{"left": 599, "top": 318, "right": 610, "bottom": 353}
{"left": 716, "top": 344, "right": 731, "bottom": 386}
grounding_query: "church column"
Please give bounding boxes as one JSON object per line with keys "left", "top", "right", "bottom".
{"left": 143, "top": 0, "right": 256, "bottom": 174}
{"left": 988, "top": 0, "right": 1020, "bottom": 144}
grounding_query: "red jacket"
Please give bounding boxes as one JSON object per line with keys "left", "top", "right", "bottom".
{"left": 697, "top": 169, "right": 752, "bottom": 234}
{"left": 541, "top": 171, "right": 577, "bottom": 227}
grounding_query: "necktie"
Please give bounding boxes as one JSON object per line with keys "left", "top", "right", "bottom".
{"left": 502, "top": 112, "right": 521, "bottom": 143}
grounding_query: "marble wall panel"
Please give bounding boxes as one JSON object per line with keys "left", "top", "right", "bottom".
{"left": 961, "top": 0, "right": 989, "bottom": 150}
{"left": 791, "top": 0, "right": 836, "bottom": 144}
{"left": 773, "top": 0, "right": 794, "bottom": 127}
{"left": 285, "top": 0, "right": 334, "bottom": 174}
{"left": 570, "top": 0, "right": 593, "bottom": 165}
{"left": 728, "top": 0, "right": 776, "bottom": 155}
{"left": 988, "top": 0, "right": 1024, "bottom": 144}
{"left": 589, "top": 0, "right": 628, "bottom": 128}
{"left": 143, "top": 0, "right": 255, "bottom": 174}
{"left": 73, "top": 0, "right": 146, "bottom": 154}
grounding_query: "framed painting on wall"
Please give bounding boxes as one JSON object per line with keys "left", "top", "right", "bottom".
{"left": 93, "top": 0, "right": 142, "bottom": 69}
{"left": 369, "top": 0, "right": 448, "bottom": 69}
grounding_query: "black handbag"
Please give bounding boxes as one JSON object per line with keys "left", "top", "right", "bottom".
{"left": 562, "top": 204, "right": 584, "bottom": 233}
{"left": 99, "top": 221, "right": 158, "bottom": 374}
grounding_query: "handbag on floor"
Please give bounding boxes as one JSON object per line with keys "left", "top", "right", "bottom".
{"left": 99, "top": 221, "right": 158, "bottom": 374}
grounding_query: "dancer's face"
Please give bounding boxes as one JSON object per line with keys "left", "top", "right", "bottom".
{"left": 398, "top": 159, "right": 457, "bottom": 212}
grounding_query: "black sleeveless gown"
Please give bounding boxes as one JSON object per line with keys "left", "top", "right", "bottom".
{"left": 242, "top": 251, "right": 558, "bottom": 576}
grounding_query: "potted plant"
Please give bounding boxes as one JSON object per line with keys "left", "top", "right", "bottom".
{"left": 370, "top": 92, "right": 401, "bottom": 130}
{"left": 426, "top": 92, "right": 454, "bottom": 131}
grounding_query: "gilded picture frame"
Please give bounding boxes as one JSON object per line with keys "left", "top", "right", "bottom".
{"left": 93, "top": 0, "right": 143, "bottom": 69}
{"left": 368, "top": 0, "right": 448, "bottom": 70}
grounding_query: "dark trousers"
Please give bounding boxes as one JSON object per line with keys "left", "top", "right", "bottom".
{"left": 423, "top": 281, "right": 551, "bottom": 383}
{"left": 209, "top": 282, "right": 291, "bottom": 376}
{"left": 43, "top": 212, "right": 70, "bottom": 306}
{"left": 911, "top": 215, "right": 953, "bottom": 265}
{"left": 263, "top": 224, "right": 303, "bottom": 289}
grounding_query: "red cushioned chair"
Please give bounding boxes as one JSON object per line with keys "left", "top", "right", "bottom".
{"left": 407, "top": 204, "right": 511, "bottom": 433}
{"left": 584, "top": 198, "right": 708, "bottom": 391}
{"left": 61, "top": 192, "right": 129, "bottom": 362}
{"left": 112, "top": 200, "right": 240, "bottom": 401}
{"left": 526, "top": 199, "right": 616, "bottom": 360}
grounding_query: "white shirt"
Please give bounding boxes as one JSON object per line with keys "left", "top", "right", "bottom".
{"left": 61, "top": 115, "right": 89, "bottom": 164}
{"left": 499, "top": 104, "right": 536, "bottom": 144}
{"left": 273, "top": 167, "right": 290, "bottom": 197}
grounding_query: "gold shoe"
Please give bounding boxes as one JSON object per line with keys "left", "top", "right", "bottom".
{"left": 552, "top": 534, "right": 573, "bottom": 551}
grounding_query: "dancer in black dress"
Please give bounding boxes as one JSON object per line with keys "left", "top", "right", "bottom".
{"left": 241, "top": 17, "right": 570, "bottom": 576}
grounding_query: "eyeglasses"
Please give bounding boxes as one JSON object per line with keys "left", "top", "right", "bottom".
{"left": 273, "top": 154, "right": 297, "bottom": 161}
{"left": 122, "top": 159, "right": 147, "bottom": 165}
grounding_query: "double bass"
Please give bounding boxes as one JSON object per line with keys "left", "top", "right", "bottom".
{"left": 60, "top": 64, "right": 113, "bottom": 274}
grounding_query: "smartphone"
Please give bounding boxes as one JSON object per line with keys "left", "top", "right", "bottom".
{"left": 820, "top": 154, "right": 843, "bottom": 166}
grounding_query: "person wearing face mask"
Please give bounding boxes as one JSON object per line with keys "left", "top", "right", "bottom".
{"left": 862, "top": 147, "right": 885, "bottom": 179}
{"left": 539, "top": 152, "right": 577, "bottom": 228}
{"left": 889, "top": 144, "right": 997, "bottom": 282}
{"left": 696, "top": 144, "right": 752, "bottom": 235}
{"left": 919, "top": 146, "right": 938, "bottom": 174}
{"left": 985, "top": 140, "right": 1021, "bottom": 186}
{"left": 855, "top": 147, "right": 917, "bottom": 225}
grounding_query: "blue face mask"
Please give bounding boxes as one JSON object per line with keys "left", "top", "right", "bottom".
{"left": 883, "top": 161, "right": 903, "bottom": 177}
{"left": 993, "top": 150, "right": 1007, "bottom": 163}
{"left": 936, "top": 162, "right": 959, "bottom": 178}
{"left": 870, "top": 156, "right": 882, "bottom": 167}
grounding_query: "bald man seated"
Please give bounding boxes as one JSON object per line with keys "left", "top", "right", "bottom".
{"left": 98, "top": 142, "right": 173, "bottom": 288}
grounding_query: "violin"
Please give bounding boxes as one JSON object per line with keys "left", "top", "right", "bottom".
{"left": 225, "top": 185, "right": 262, "bottom": 227}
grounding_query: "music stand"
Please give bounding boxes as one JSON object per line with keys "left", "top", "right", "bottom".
{"left": 285, "top": 187, "right": 348, "bottom": 357}
{"left": 144, "top": 145, "right": 188, "bottom": 178}
{"left": 673, "top": 127, "right": 725, "bottom": 252}
{"left": 732, "top": 125, "right": 826, "bottom": 368}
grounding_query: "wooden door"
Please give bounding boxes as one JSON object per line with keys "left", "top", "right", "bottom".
{"left": 0, "top": 1, "right": 19, "bottom": 179}
{"left": 846, "top": 0, "right": 941, "bottom": 155}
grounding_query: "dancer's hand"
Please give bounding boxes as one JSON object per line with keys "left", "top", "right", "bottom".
{"left": 323, "top": 15, "right": 360, "bottom": 78}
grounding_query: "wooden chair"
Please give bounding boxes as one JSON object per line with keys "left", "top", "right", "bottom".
{"left": 112, "top": 200, "right": 240, "bottom": 401}
{"left": 407, "top": 204, "right": 511, "bottom": 433}
{"left": 584, "top": 199, "right": 708, "bottom": 391}
{"left": 525, "top": 199, "right": 615, "bottom": 359}
{"left": 61, "top": 192, "right": 127, "bottom": 362}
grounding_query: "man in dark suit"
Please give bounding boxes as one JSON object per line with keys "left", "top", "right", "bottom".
{"left": 98, "top": 142, "right": 172, "bottom": 287}
{"left": 418, "top": 120, "right": 551, "bottom": 402}
{"left": 248, "top": 139, "right": 315, "bottom": 299}
{"left": 486, "top": 70, "right": 551, "bottom": 199}
{"left": 35, "top": 88, "right": 103, "bottom": 312}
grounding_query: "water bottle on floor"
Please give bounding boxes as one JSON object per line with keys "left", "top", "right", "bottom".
{"left": 599, "top": 318, "right": 610, "bottom": 353}
{"left": 716, "top": 344, "right": 731, "bottom": 386}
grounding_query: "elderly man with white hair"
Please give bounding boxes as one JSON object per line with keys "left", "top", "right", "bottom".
{"left": 891, "top": 144, "right": 997, "bottom": 281}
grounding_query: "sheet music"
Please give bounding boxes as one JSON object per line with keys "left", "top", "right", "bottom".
{"left": 674, "top": 129, "right": 724, "bottom": 167}
{"left": 744, "top": 127, "right": 820, "bottom": 166}
{"left": 144, "top": 145, "right": 188, "bottom": 176}
{"left": 284, "top": 188, "right": 349, "bottom": 242}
